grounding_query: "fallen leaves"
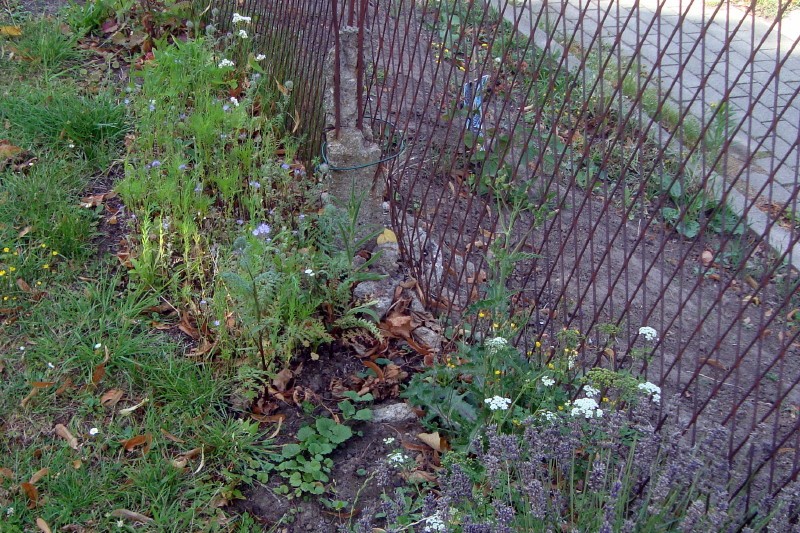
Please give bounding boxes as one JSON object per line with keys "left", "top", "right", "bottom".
{"left": 20, "top": 481, "right": 39, "bottom": 508}
{"left": 110, "top": 509, "right": 154, "bottom": 524}
{"left": 119, "top": 434, "right": 152, "bottom": 454}
{"left": 0, "top": 25, "right": 22, "bottom": 37}
{"left": 101, "top": 388, "right": 124, "bottom": 407}
{"left": 55, "top": 424, "right": 79, "bottom": 450}
{"left": 79, "top": 190, "right": 117, "bottom": 208}
{"left": 35, "top": 518, "right": 52, "bottom": 533}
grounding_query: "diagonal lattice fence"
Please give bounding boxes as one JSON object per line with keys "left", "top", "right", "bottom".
{"left": 216, "top": 0, "right": 800, "bottom": 509}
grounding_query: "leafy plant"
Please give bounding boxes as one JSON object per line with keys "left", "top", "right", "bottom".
{"left": 270, "top": 417, "right": 355, "bottom": 498}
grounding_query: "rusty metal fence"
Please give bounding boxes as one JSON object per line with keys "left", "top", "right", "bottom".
{"left": 213, "top": 0, "right": 800, "bottom": 510}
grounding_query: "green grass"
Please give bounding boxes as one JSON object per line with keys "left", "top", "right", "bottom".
{"left": 0, "top": 13, "right": 285, "bottom": 530}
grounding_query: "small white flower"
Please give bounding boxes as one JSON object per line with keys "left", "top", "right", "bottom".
{"left": 638, "top": 381, "right": 661, "bottom": 404}
{"left": 218, "top": 58, "right": 235, "bottom": 68}
{"left": 494, "top": 56, "right": 502, "bottom": 63}
{"left": 638, "top": 326, "right": 658, "bottom": 341}
{"left": 229, "top": 96, "right": 239, "bottom": 107}
{"left": 423, "top": 512, "right": 447, "bottom": 533}
{"left": 383, "top": 437, "right": 395, "bottom": 445}
{"left": 484, "top": 336, "right": 508, "bottom": 355}
{"left": 540, "top": 410, "right": 558, "bottom": 422}
{"left": 584, "top": 385, "right": 600, "bottom": 398}
{"left": 116, "top": 519, "right": 125, "bottom": 528}
{"left": 304, "top": 268, "right": 315, "bottom": 277}
{"left": 484, "top": 395, "right": 512, "bottom": 411}
{"left": 255, "top": 54, "right": 266, "bottom": 61}
{"left": 541, "top": 376, "right": 555, "bottom": 387}
{"left": 5, "top": 506, "right": 14, "bottom": 516}
{"left": 47, "top": 362, "right": 55, "bottom": 369}
{"left": 237, "top": 29, "right": 248, "bottom": 39}
{"left": 387, "top": 451, "right": 407, "bottom": 465}
{"left": 89, "top": 427, "right": 99, "bottom": 436}
{"left": 94, "top": 343, "right": 102, "bottom": 350}
{"left": 19, "top": 346, "right": 25, "bottom": 351}
{"left": 570, "top": 397, "right": 602, "bottom": 419}
{"left": 232, "top": 12, "right": 251, "bottom": 24}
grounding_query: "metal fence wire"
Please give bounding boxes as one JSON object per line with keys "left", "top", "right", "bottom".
{"left": 216, "top": 0, "right": 800, "bottom": 510}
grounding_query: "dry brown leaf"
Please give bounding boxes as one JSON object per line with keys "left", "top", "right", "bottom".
{"left": 403, "top": 470, "right": 436, "bottom": 484}
{"left": 177, "top": 313, "right": 200, "bottom": 339}
{"left": 55, "top": 424, "right": 79, "bottom": 450}
{"left": 20, "top": 482, "right": 38, "bottom": 508}
{"left": 272, "top": 368, "right": 294, "bottom": 392}
{"left": 702, "top": 358, "right": 729, "bottom": 371}
{"left": 17, "top": 225, "right": 32, "bottom": 238}
{"left": 71, "top": 460, "right": 82, "bottom": 470}
{"left": 160, "top": 429, "right": 185, "bottom": 443}
{"left": 101, "top": 388, "right": 124, "bottom": 407}
{"left": 0, "top": 139, "right": 23, "bottom": 157}
{"left": 109, "top": 509, "right": 154, "bottom": 524}
{"left": 363, "top": 360, "right": 384, "bottom": 380}
{"left": 20, "top": 388, "right": 39, "bottom": 408}
{"left": 91, "top": 363, "right": 105, "bottom": 385}
{"left": 55, "top": 377, "right": 74, "bottom": 396}
{"left": 0, "top": 27, "right": 23, "bottom": 41}
{"left": 417, "top": 432, "right": 448, "bottom": 453}
{"left": 31, "top": 381, "right": 55, "bottom": 389}
{"left": 35, "top": 517, "right": 51, "bottom": 533}
{"left": 120, "top": 434, "right": 152, "bottom": 453}
{"left": 29, "top": 467, "right": 49, "bottom": 484}
{"left": 16, "top": 278, "right": 32, "bottom": 293}
{"left": 0, "top": 467, "right": 13, "bottom": 481}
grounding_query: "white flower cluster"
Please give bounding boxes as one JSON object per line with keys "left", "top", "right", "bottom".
{"left": 231, "top": 12, "right": 251, "bottom": 24}
{"left": 218, "top": 58, "right": 235, "bottom": 68}
{"left": 583, "top": 385, "right": 600, "bottom": 398}
{"left": 255, "top": 54, "right": 266, "bottom": 61}
{"left": 484, "top": 396, "right": 512, "bottom": 411}
{"left": 484, "top": 336, "right": 508, "bottom": 355}
{"left": 541, "top": 376, "right": 555, "bottom": 387}
{"left": 423, "top": 512, "right": 447, "bottom": 532}
{"left": 638, "top": 326, "right": 658, "bottom": 341}
{"left": 570, "top": 397, "right": 604, "bottom": 419}
{"left": 237, "top": 29, "right": 248, "bottom": 39}
{"left": 387, "top": 451, "right": 408, "bottom": 465}
{"left": 638, "top": 381, "right": 661, "bottom": 404}
{"left": 539, "top": 410, "right": 558, "bottom": 422}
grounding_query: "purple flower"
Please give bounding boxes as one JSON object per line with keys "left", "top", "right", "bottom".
{"left": 223, "top": 104, "right": 230, "bottom": 111}
{"left": 194, "top": 183, "right": 202, "bottom": 193}
{"left": 236, "top": 219, "right": 244, "bottom": 225}
{"left": 150, "top": 160, "right": 162, "bottom": 168}
{"left": 248, "top": 180, "right": 261, "bottom": 189}
{"left": 179, "top": 113, "right": 187, "bottom": 120}
{"left": 298, "top": 214, "right": 306, "bottom": 220}
{"left": 252, "top": 223, "right": 271, "bottom": 237}
{"left": 178, "top": 164, "right": 187, "bottom": 171}
{"left": 281, "top": 163, "right": 290, "bottom": 170}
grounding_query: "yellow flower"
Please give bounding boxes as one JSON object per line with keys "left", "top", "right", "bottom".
{"left": 602, "top": 397, "right": 610, "bottom": 403}
{"left": 0, "top": 270, "right": 5, "bottom": 276}
{"left": 557, "top": 405, "right": 564, "bottom": 411}
{"left": 42, "top": 264, "right": 50, "bottom": 269}
{"left": 478, "top": 311, "right": 486, "bottom": 318}
{"left": 511, "top": 323, "right": 517, "bottom": 329}
{"left": 535, "top": 341, "right": 542, "bottom": 348}
{"left": 492, "top": 323, "right": 499, "bottom": 329}
{"left": 547, "top": 363, "right": 555, "bottom": 369}
{"left": 494, "top": 370, "right": 501, "bottom": 375}
{"left": 51, "top": 251, "right": 58, "bottom": 256}
{"left": 2, "top": 247, "right": 8, "bottom": 253}
{"left": 2, "top": 296, "right": 7, "bottom": 301}
{"left": 36, "top": 281, "right": 42, "bottom": 286}
{"left": 40, "top": 243, "right": 47, "bottom": 248}
{"left": 9, "top": 267, "right": 15, "bottom": 272}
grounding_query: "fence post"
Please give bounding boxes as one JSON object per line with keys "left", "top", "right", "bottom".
{"left": 323, "top": 0, "right": 386, "bottom": 239}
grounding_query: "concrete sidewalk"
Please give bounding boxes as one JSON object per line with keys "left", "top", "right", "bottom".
{"left": 498, "top": 0, "right": 800, "bottom": 266}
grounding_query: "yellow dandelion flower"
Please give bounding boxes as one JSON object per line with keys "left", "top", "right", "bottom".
{"left": 2, "top": 296, "right": 7, "bottom": 301}
{"left": 547, "top": 363, "right": 555, "bottom": 369}
{"left": 42, "top": 264, "right": 50, "bottom": 269}
{"left": 9, "top": 267, "right": 15, "bottom": 272}
{"left": 478, "top": 311, "right": 486, "bottom": 318}
{"left": 492, "top": 323, "right": 499, "bottom": 329}
{"left": 602, "top": 397, "right": 610, "bottom": 403}
{"left": 40, "top": 243, "right": 47, "bottom": 248}
{"left": 535, "top": 341, "right": 542, "bottom": 348}
{"left": 0, "top": 270, "right": 5, "bottom": 276}
{"left": 36, "top": 281, "right": 42, "bottom": 285}
{"left": 494, "top": 370, "right": 501, "bottom": 375}
{"left": 557, "top": 405, "right": 564, "bottom": 411}
{"left": 2, "top": 247, "right": 9, "bottom": 253}
{"left": 52, "top": 251, "right": 58, "bottom": 256}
